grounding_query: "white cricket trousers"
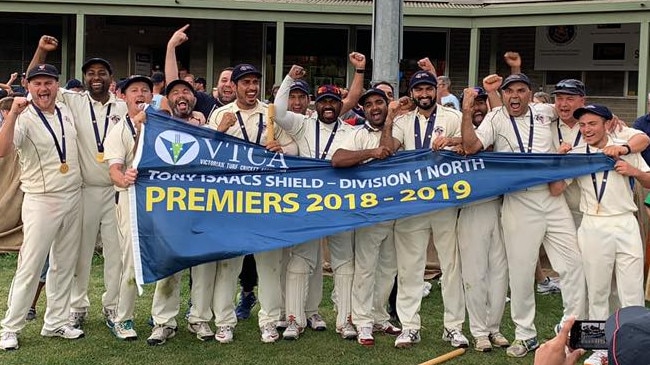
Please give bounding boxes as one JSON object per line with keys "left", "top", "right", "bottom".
{"left": 114, "top": 190, "right": 138, "bottom": 323}
{"left": 70, "top": 185, "right": 122, "bottom": 312}
{"left": 351, "top": 220, "right": 396, "bottom": 327}
{"left": 285, "top": 231, "right": 354, "bottom": 328}
{"left": 457, "top": 199, "right": 508, "bottom": 338}
{"left": 578, "top": 213, "right": 645, "bottom": 320}
{"left": 151, "top": 271, "right": 183, "bottom": 328}
{"left": 501, "top": 188, "right": 586, "bottom": 340}
{"left": 393, "top": 207, "right": 465, "bottom": 331}
{"left": 189, "top": 258, "right": 241, "bottom": 327}
{"left": 1, "top": 191, "right": 82, "bottom": 333}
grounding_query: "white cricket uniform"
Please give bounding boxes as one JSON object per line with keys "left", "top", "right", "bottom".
{"left": 552, "top": 118, "right": 645, "bottom": 227}
{"left": 337, "top": 123, "right": 398, "bottom": 327}
{"left": 569, "top": 138, "right": 647, "bottom": 320}
{"left": 207, "top": 100, "right": 296, "bottom": 328}
{"left": 60, "top": 90, "right": 126, "bottom": 314}
{"left": 0, "top": 103, "right": 83, "bottom": 334}
{"left": 103, "top": 114, "right": 138, "bottom": 324}
{"left": 274, "top": 75, "right": 357, "bottom": 329}
{"left": 391, "top": 105, "right": 465, "bottom": 332}
{"left": 475, "top": 104, "right": 586, "bottom": 340}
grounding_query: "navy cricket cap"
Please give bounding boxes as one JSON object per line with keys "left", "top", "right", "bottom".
{"left": 315, "top": 84, "right": 342, "bottom": 103}
{"left": 409, "top": 71, "right": 437, "bottom": 90}
{"left": 459, "top": 86, "right": 488, "bottom": 105}
{"left": 359, "top": 88, "right": 389, "bottom": 106}
{"left": 164, "top": 79, "right": 195, "bottom": 96}
{"left": 573, "top": 104, "right": 613, "bottom": 121}
{"left": 120, "top": 75, "right": 153, "bottom": 93}
{"left": 231, "top": 63, "right": 262, "bottom": 83}
{"left": 150, "top": 72, "right": 165, "bottom": 84}
{"left": 65, "top": 78, "right": 83, "bottom": 90}
{"left": 81, "top": 58, "right": 113, "bottom": 75}
{"left": 501, "top": 73, "right": 531, "bottom": 90}
{"left": 290, "top": 80, "right": 310, "bottom": 95}
{"left": 552, "top": 79, "right": 586, "bottom": 96}
{"left": 605, "top": 306, "right": 650, "bottom": 365}
{"left": 26, "top": 64, "right": 59, "bottom": 81}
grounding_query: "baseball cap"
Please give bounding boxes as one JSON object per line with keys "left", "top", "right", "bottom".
{"left": 552, "top": 79, "right": 586, "bottom": 96}
{"left": 164, "top": 79, "right": 195, "bottom": 96}
{"left": 150, "top": 72, "right": 165, "bottom": 84}
{"left": 605, "top": 306, "right": 650, "bottom": 365}
{"left": 81, "top": 58, "right": 113, "bottom": 75}
{"left": 501, "top": 73, "right": 531, "bottom": 90}
{"left": 315, "top": 84, "right": 342, "bottom": 103}
{"left": 573, "top": 104, "right": 613, "bottom": 121}
{"left": 120, "top": 75, "right": 153, "bottom": 93}
{"left": 26, "top": 64, "right": 59, "bottom": 81}
{"left": 195, "top": 77, "right": 206, "bottom": 86}
{"left": 409, "top": 71, "right": 437, "bottom": 90}
{"left": 359, "top": 88, "right": 389, "bottom": 106}
{"left": 289, "top": 80, "right": 310, "bottom": 95}
{"left": 231, "top": 63, "right": 262, "bottom": 83}
{"left": 65, "top": 78, "right": 83, "bottom": 90}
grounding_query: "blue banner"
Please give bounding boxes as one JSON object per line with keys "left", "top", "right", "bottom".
{"left": 130, "top": 109, "right": 614, "bottom": 285}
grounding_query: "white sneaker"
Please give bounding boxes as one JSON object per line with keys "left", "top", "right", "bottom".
{"left": 373, "top": 321, "right": 402, "bottom": 336}
{"left": 260, "top": 323, "right": 279, "bottom": 343}
{"left": 215, "top": 325, "right": 234, "bottom": 344}
{"left": 146, "top": 325, "right": 176, "bottom": 346}
{"left": 102, "top": 307, "right": 117, "bottom": 329}
{"left": 583, "top": 350, "right": 608, "bottom": 365}
{"left": 442, "top": 327, "right": 469, "bottom": 348}
{"left": 187, "top": 322, "right": 214, "bottom": 341}
{"left": 68, "top": 310, "right": 87, "bottom": 329}
{"left": 41, "top": 324, "right": 85, "bottom": 339}
{"left": 0, "top": 332, "right": 18, "bottom": 350}
{"left": 307, "top": 313, "right": 327, "bottom": 331}
{"left": 422, "top": 281, "right": 432, "bottom": 297}
{"left": 112, "top": 320, "right": 137, "bottom": 341}
{"left": 357, "top": 325, "right": 374, "bottom": 346}
{"left": 394, "top": 329, "right": 421, "bottom": 348}
{"left": 282, "top": 316, "right": 304, "bottom": 340}
{"left": 537, "top": 276, "right": 561, "bottom": 294}
{"left": 336, "top": 320, "right": 357, "bottom": 340}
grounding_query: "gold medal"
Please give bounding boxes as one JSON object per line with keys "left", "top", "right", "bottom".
{"left": 96, "top": 152, "right": 104, "bottom": 163}
{"left": 60, "top": 163, "right": 69, "bottom": 174}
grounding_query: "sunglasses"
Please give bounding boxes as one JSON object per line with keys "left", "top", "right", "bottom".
{"left": 317, "top": 85, "right": 341, "bottom": 96}
{"left": 555, "top": 80, "right": 585, "bottom": 91}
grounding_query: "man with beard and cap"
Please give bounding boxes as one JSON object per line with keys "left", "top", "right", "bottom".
{"left": 455, "top": 87, "right": 509, "bottom": 352}
{"left": 550, "top": 104, "right": 650, "bottom": 364}
{"left": 461, "top": 73, "right": 587, "bottom": 358}
{"left": 163, "top": 79, "right": 205, "bottom": 126}
{"left": 273, "top": 56, "right": 365, "bottom": 342}
{"left": 381, "top": 70, "right": 468, "bottom": 349}
{"left": 0, "top": 63, "right": 84, "bottom": 350}
{"left": 208, "top": 60, "right": 297, "bottom": 344}
{"left": 26, "top": 35, "right": 127, "bottom": 330}
{"left": 102, "top": 75, "right": 153, "bottom": 342}
{"left": 330, "top": 88, "right": 401, "bottom": 347}
{"left": 165, "top": 25, "right": 215, "bottom": 119}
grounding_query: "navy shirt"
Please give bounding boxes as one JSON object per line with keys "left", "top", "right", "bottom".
{"left": 633, "top": 114, "right": 650, "bottom": 165}
{"left": 195, "top": 91, "right": 217, "bottom": 119}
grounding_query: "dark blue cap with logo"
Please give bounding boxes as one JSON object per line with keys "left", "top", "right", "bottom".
{"left": 359, "top": 88, "right": 389, "bottom": 105}
{"left": 409, "top": 71, "right": 437, "bottom": 90}
{"left": 231, "top": 63, "right": 262, "bottom": 82}
{"left": 501, "top": 73, "right": 531, "bottom": 90}
{"left": 120, "top": 75, "right": 153, "bottom": 93}
{"left": 605, "top": 306, "right": 650, "bottom": 365}
{"left": 65, "top": 78, "right": 83, "bottom": 90}
{"left": 459, "top": 86, "right": 488, "bottom": 105}
{"left": 552, "top": 79, "right": 586, "bottom": 96}
{"left": 151, "top": 72, "right": 165, "bottom": 84}
{"left": 26, "top": 64, "right": 59, "bottom": 81}
{"left": 82, "top": 58, "right": 113, "bottom": 75}
{"left": 315, "top": 85, "right": 342, "bottom": 103}
{"left": 573, "top": 104, "right": 613, "bottom": 121}
{"left": 164, "top": 79, "right": 195, "bottom": 96}
{"left": 290, "top": 80, "right": 310, "bottom": 95}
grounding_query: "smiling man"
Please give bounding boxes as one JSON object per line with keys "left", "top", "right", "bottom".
{"left": 461, "top": 73, "right": 587, "bottom": 358}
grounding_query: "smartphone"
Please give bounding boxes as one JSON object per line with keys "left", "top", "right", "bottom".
{"left": 569, "top": 320, "right": 607, "bottom": 350}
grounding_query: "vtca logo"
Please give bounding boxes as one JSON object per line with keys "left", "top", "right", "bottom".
{"left": 154, "top": 130, "right": 200, "bottom": 165}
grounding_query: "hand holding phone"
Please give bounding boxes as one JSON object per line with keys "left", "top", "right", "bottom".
{"left": 569, "top": 320, "right": 607, "bottom": 350}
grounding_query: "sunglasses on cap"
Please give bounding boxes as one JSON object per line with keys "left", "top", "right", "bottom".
{"left": 317, "top": 85, "right": 341, "bottom": 95}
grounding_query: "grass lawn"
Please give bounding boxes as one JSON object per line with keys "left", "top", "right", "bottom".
{"left": 0, "top": 252, "right": 569, "bottom": 365}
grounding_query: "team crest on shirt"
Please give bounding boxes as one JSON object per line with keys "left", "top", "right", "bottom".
{"left": 535, "top": 114, "right": 551, "bottom": 125}
{"left": 434, "top": 126, "right": 445, "bottom": 136}
{"left": 109, "top": 114, "right": 122, "bottom": 124}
